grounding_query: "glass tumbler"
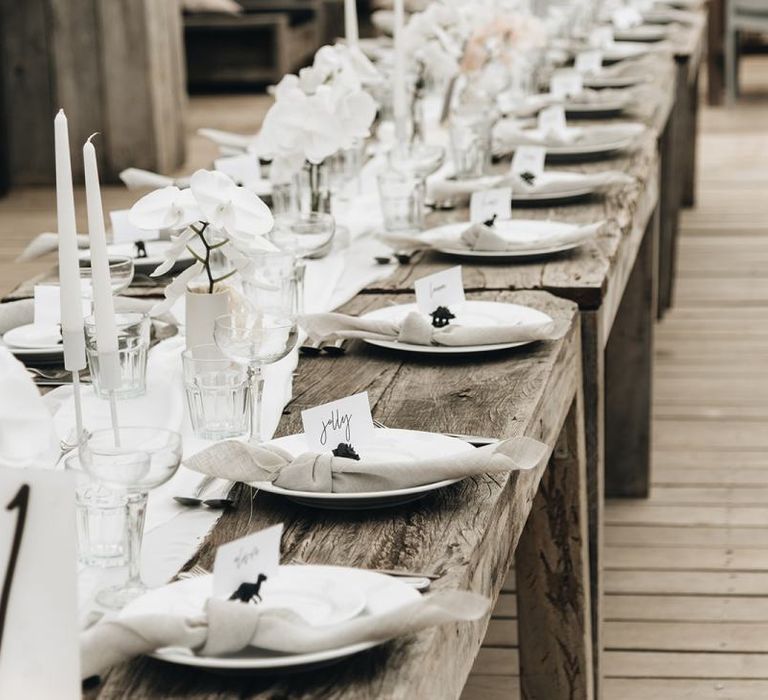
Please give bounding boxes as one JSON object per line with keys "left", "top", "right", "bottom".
{"left": 377, "top": 170, "right": 426, "bottom": 233}
{"left": 449, "top": 110, "right": 492, "bottom": 179}
{"left": 85, "top": 312, "right": 150, "bottom": 399}
{"left": 182, "top": 344, "right": 250, "bottom": 440}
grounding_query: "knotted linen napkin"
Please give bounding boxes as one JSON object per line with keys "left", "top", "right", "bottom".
{"left": 493, "top": 120, "right": 645, "bottom": 156}
{"left": 298, "top": 309, "right": 568, "bottom": 348}
{"left": 381, "top": 221, "right": 603, "bottom": 254}
{"left": 427, "top": 170, "right": 634, "bottom": 206}
{"left": 119, "top": 168, "right": 189, "bottom": 190}
{"left": 15, "top": 232, "right": 90, "bottom": 262}
{"left": 80, "top": 589, "right": 490, "bottom": 679}
{"left": 184, "top": 434, "right": 548, "bottom": 493}
{"left": 0, "top": 348, "right": 59, "bottom": 469}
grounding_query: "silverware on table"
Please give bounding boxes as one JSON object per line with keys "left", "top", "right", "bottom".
{"left": 372, "top": 419, "right": 499, "bottom": 447}
{"left": 322, "top": 339, "right": 348, "bottom": 356}
{"left": 174, "top": 475, "right": 217, "bottom": 507}
{"left": 299, "top": 338, "right": 323, "bottom": 356}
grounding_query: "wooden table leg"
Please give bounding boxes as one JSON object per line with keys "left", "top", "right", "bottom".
{"left": 516, "top": 386, "right": 594, "bottom": 700}
{"left": 579, "top": 310, "right": 604, "bottom": 700}
{"left": 707, "top": 0, "right": 725, "bottom": 106}
{"left": 682, "top": 66, "right": 700, "bottom": 207}
{"left": 604, "top": 208, "right": 658, "bottom": 499}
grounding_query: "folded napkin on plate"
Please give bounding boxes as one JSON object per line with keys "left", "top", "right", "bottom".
{"left": 0, "top": 298, "right": 168, "bottom": 335}
{"left": 381, "top": 221, "right": 603, "bottom": 254}
{"left": 427, "top": 171, "right": 634, "bottom": 205}
{"left": 186, "top": 434, "right": 547, "bottom": 492}
{"left": 299, "top": 310, "right": 568, "bottom": 348}
{"left": 80, "top": 589, "right": 489, "bottom": 679}
{"left": 16, "top": 232, "right": 90, "bottom": 262}
{"left": 119, "top": 168, "right": 189, "bottom": 190}
{"left": 0, "top": 348, "right": 59, "bottom": 468}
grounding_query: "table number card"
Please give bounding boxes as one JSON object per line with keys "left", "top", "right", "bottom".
{"left": 415, "top": 265, "right": 466, "bottom": 315}
{"left": 549, "top": 70, "right": 583, "bottom": 99}
{"left": 214, "top": 154, "right": 262, "bottom": 187}
{"left": 110, "top": 209, "right": 160, "bottom": 245}
{"left": 213, "top": 523, "right": 283, "bottom": 599}
{"left": 612, "top": 6, "right": 643, "bottom": 29}
{"left": 470, "top": 188, "right": 512, "bottom": 224}
{"left": 511, "top": 145, "right": 546, "bottom": 179}
{"left": 575, "top": 50, "right": 603, "bottom": 75}
{"left": 537, "top": 105, "right": 567, "bottom": 136}
{"left": 33, "top": 286, "right": 88, "bottom": 329}
{"left": 301, "top": 392, "right": 375, "bottom": 453}
{"left": 0, "top": 468, "right": 79, "bottom": 699}
{"left": 588, "top": 26, "right": 614, "bottom": 48}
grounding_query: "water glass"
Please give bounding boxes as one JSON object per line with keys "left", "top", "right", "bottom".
{"left": 84, "top": 312, "right": 150, "bottom": 399}
{"left": 183, "top": 345, "right": 250, "bottom": 440}
{"left": 242, "top": 250, "right": 297, "bottom": 312}
{"left": 450, "top": 110, "right": 493, "bottom": 179}
{"left": 377, "top": 170, "right": 426, "bottom": 233}
{"left": 79, "top": 256, "right": 135, "bottom": 301}
{"left": 65, "top": 453, "right": 127, "bottom": 568}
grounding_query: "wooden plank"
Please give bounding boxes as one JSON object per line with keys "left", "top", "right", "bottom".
{"left": 461, "top": 675, "right": 520, "bottom": 700}
{"left": 605, "top": 504, "right": 768, "bottom": 527}
{"left": 604, "top": 651, "right": 768, "bottom": 679}
{"left": 606, "top": 525, "right": 768, "bottom": 548}
{"left": 95, "top": 290, "right": 585, "bottom": 699}
{"left": 606, "top": 621, "right": 768, "bottom": 653}
{"left": 472, "top": 648, "right": 520, "bottom": 676}
{"left": 605, "top": 595, "right": 768, "bottom": 623}
{"left": 605, "top": 545, "right": 768, "bottom": 570}
{"left": 604, "top": 570, "right": 768, "bottom": 596}
{"left": 606, "top": 678, "right": 768, "bottom": 699}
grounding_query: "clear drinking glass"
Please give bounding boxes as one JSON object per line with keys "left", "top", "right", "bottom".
{"left": 65, "top": 453, "right": 127, "bottom": 568}
{"left": 182, "top": 344, "right": 250, "bottom": 440}
{"left": 377, "top": 170, "right": 426, "bottom": 233}
{"left": 241, "top": 250, "right": 297, "bottom": 312}
{"left": 84, "top": 312, "right": 150, "bottom": 399}
{"left": 270, "top": 212, "right": 336, "bottom": 313}
{"left": 449, "top": 110, "right": 493, "bottom": 179}
{"left": 79, "top": 427, "right": 183, "bottom": 608}
{"left": 213, "top": 310, "right": 298, "bottom": 443}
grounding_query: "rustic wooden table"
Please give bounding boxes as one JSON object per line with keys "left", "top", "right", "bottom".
{"left": 88, "top": 290, "right": 594, "bottom": 699}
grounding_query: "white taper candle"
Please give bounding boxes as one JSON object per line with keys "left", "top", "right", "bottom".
{"left": 393, "top": 0, "right": 408, "bottom": 139}
{"left": 54, "top": 109, "right": 86, "bottom": 372}
{"left": 345, "top": 0, "right": 359, "bottom": 46}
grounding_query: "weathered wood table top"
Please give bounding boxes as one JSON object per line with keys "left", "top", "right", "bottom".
{"left": 91, "top": 290, "right": 592, "bottom": 700}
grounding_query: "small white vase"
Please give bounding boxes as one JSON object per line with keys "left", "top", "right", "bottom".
{"left": 184, "top": 288, "right": 229, "bottom": 349}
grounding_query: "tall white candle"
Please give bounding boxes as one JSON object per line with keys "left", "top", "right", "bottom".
{"left": 345, "top": 0, "right": 359, "bottom": 47}
{"left": 392, "top": 0, "right": 408, "bottom": 137}
{"left": 83, "top": 135, "right": 121, "bottom": 391}
{"left": 54, "top": 110, "right": 86, "bottom": 372}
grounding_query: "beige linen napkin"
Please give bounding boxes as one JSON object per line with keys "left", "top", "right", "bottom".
{"left": 427, "top": 170, "right": 634, "bottom": 205}
{"left": 16, "top": 232, "right": 90, "bottom": 262}
{"left": 381, "top": 221, "right": 603, "bottom": 254}
{"left": 185, "top": 434, "right": 547, "bottom": 493}
{"left": 119, "top": 168, "right": 189, "bottom": 190}
{"left": 299, "top": 309, "right": 568, "bottom": 348}
{"left": 81, "top": 589, "right": 489, "bottom": 679}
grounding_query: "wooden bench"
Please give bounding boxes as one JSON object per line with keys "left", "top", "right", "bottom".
{"left": 184, "top": 1, "right": 325, "bottom": 87}
{"left": 88, "top": 290, "right": 594, "bottom": 699}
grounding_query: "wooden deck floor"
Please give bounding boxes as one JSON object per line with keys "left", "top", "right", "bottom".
{"left": 462, "top": 57, "right": 768, "bottom": 699}
{"left": 1, "top": 60, "right": 768, "bottom": 700}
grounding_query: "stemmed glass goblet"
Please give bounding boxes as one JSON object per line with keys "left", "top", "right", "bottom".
{"left": 76, "top": 427, "right": 182, "bottom": 609}
{"left": 213, "top": 309, "right": 298, "bottom": 443}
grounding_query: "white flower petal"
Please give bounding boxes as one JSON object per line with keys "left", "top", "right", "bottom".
{"left": 129, "top": 187, "right": 184, "bottom": 230}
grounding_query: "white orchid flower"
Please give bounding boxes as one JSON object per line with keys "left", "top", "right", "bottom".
{"left": 129, "top": 186, "right": 201, "bottom": 231}
{"left": 189, "top": 170, "right": 276, "bottom": 250}
{"left": 149, "top": 261, "right": 203, "bottom": 316}
{"left": 332, "top": 89, "right": 378, "bottom": 146}
{"left": 298, "top": 65, "right": 327, "bottom": 94}
{"left": 150, "top": 229, "right": 197, "bottom": 277}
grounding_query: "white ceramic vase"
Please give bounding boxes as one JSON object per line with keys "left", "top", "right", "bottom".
{"left": 184, "top": 288, "right": 229, "bottom": 350}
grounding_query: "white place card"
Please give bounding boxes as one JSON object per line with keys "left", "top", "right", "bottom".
{"left": 511, "top": 146, "right": 546, "bottom": 179}
{"left": 538, "top": 105, "right": 567, "bottom": 136}
{"left": 575, "top": 50, "right": 604, "bottom": 75}
{"left": 301, "top": 391, "right": 375, "bottom": 453}
{"left": 215, "top": 154, "right": 262, "bottom": 186}
{"left": 550, "top": 70, "right": 583, "bottom": 99}
{"left": 470, "top": 188, "right": 512, "bottom": 224}
{"left": 415, "top": 265, "right": 465, "bottom": 315}
{"left": 0, "top": 468, "right": 79, "bottom": 698}
{"left": 588, "top": 26, "right": 615, "bottom": 48}
{"left": 110, "top": 209, "right": 160, "bottom": 245}
{"left": 34, "top": 285, "right": 88, "bottom": 328}
{"left": 213, "top": 523, "right": 283, "bottom": 599}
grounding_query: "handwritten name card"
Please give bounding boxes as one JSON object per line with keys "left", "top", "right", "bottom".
{"left": 470, "top": 188, "right": 512, "bottom": 224}
{"left": 575, "top": 50, "right": 604, "bottom": 75}
{"left": 550, "top": 70, "right": 583, "bottom": 99}
{"left": 511, "top": 146, "right": 546, "bottom": 178}
{"left": 414, "top": 265, "right": 465, "bottom": 315}
{"left": 301, "top": 391, "right": 375, "bottom": 453}
{"left": 213, "top": 523, "right": 283, "bottom": 599}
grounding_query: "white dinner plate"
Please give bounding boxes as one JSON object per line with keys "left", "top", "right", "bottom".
{"left": 79, "top": 240, "right": 194, "bottom": 274}
{"left": 613, "top": 25, "right": 669, "bottom": 42}
{"left": 254, "top": 428, "right": 473, "bottom": 509}
{"left": 583, "top": 74, "right": 647, "bottom": 89}
{"left": 2, "top": 324, "right": 61, "bottom": 350}
{"left": 542, "top": 126, "right": 644, "bottom": 157}
{"left": 602, "top": 42, "right": 652, "bottom": 62}
{"left": 121, "top": 566, "right": 419, "bottom": 672}
{"left": 564, "top": 98, "right": 629, "bottom": 116}
{"left": 1, "top": 324, "right": 64, "bottom": 361}
{"left": 513, "top": 170, "right": 600, "bottom": 202}
{"left": 424, "top": 219, "right": 590, "bottom": 259}
{"left": 360, "top": 301, "right": 554, "bottom": 355}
